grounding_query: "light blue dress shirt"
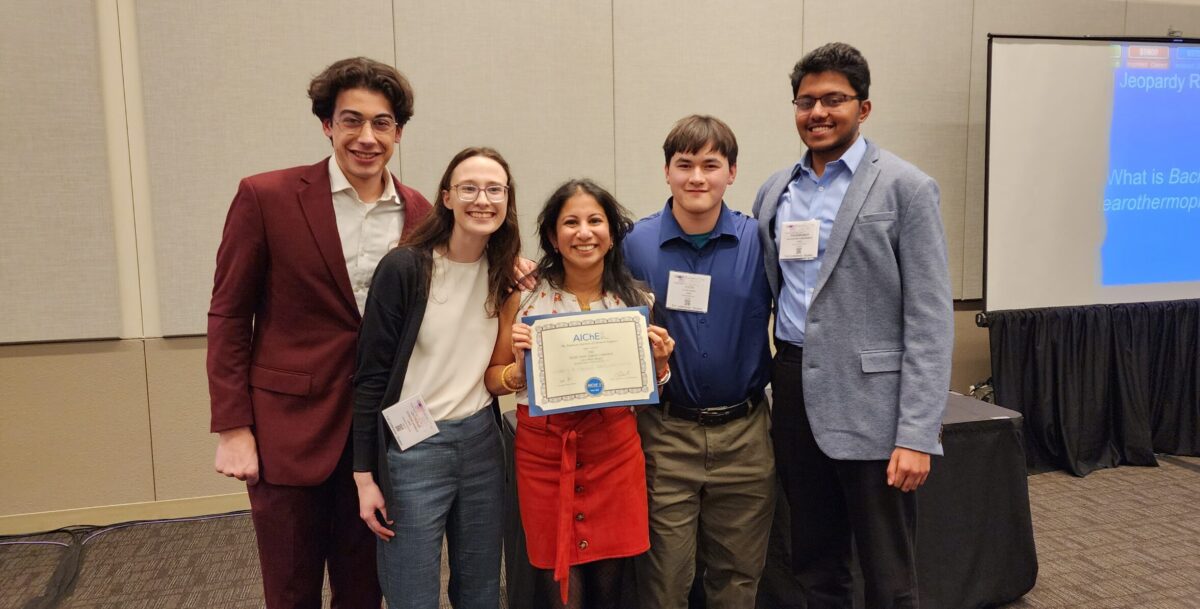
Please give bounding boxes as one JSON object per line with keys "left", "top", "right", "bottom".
{"left": 774, "top": 136, "right": 868, "bottom": 345}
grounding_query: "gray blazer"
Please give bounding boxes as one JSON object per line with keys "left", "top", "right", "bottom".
{"left": 753, "top": 139, "right": 953, "bottom": 460}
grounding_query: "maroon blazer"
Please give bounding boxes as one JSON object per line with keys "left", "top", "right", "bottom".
{"left": 207, "top": 158, "right": 432, "bottom": 486}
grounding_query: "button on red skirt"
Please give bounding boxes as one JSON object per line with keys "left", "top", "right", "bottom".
{"left": 515, "top": 404, "right": 649, "bottom": 600}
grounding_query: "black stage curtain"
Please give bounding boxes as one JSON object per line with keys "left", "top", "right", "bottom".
{"left": 988, "top": 299, "right": 1200, "bottom": 476}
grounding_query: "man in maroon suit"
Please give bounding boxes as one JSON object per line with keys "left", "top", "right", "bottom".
{"left": 208, "top": 57, "right": 432, "bottom": 609}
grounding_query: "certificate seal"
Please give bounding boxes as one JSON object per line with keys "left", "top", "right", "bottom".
{"left": 585, "top": 377, "right": 604, "bottom": 395}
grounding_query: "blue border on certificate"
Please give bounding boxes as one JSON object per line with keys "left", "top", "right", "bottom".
{"left": 522, "top": 306, "right": 660, "bottom": 416}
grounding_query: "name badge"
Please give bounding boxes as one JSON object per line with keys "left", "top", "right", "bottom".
{"left": 381, "top": 393, "right": 438, "bottom": 450}
{"left": 666, "top": 270, "right": 711, "bottom": 313}
{"left": 780, "top": 220, "right": 820, "bottom": 260}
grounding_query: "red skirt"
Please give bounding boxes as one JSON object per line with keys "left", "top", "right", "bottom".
{"left": 515, "top": 404, "right": 649, "bottom": 600}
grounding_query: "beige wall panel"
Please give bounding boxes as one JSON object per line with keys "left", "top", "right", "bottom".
{"left": 612, "top": 1, "right": 804, "bottom": 218}
{"left": 965, "top": 0, "right": 1127, "bottom": 301}
{"left": 0, "top": 341, "right": 153, "bottom": 516}
{"left": 0, "top": 1, "right": 123, "bottom": 343}
{"left": 1126, "top": 0, "right": 1200, "bottom": 36}
{"left": 133, "top": 0, "right": 395, "bottom": 336}
{"left": 950, "top": 308, "right": 991, "bottom": 393}
{"left": 0, "top": 493, "right": 248, "bottom": 535}
{"left": 804, "top": 0, "right": 974, "bottom": 299}
{"left": 145, "top": 337, "right": 243, "bottom": 500}
{"left": 394, "top": 1, "right": 615, "bottom": 255}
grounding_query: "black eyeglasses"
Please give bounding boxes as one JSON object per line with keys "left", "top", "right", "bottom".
{"left": 791, "top": 93, "right": 860, "bottom": 112}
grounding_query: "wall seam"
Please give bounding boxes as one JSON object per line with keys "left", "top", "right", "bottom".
{"left": 141, "top": 339, "right": 158, "bottom": 500}
{"left": 113, "top": 0, "right": 160, "bottom": 337}
{"left": 610, "top": 0, "right": 618, "bottom": 194}
{"left": 392, "top": 0, "right": 403, "bottom": 183}
{"left": 961, "top": 0, "right": 980, "bottom": 299}
{"left": 95, "top": 0, "right": 142, "bottom": 341}
{"left": 115, "top": 3, "right": 147, "bottom": 335}
{"left": 113, "top": 1, "right": 158, "bottom": 500}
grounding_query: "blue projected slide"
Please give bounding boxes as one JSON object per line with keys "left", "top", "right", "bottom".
{"left": 1102, "top": 43, "right": 1200, "bottom": 285}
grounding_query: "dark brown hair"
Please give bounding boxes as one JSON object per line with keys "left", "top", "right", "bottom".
{"left": 308, "top": 57, "right": 415, "bottom": 126}
{"left": 662, "top": 115, "right": 739, "bottom": 166}
{"left": 401, "top": 147, "right": 521, "bottom": 317}
{"left": 532, "top": 179, "right": 648, "bottom": 309}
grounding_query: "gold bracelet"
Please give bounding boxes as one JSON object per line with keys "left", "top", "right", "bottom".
{"left": 656, "top": 366, "right": 671, "bottom": 386}
{"left": 499, "top": 362, "right": 526, "bottom": 393}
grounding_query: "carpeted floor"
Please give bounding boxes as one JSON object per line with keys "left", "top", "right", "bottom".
{"left": 3, "top": 456, "right": 1198, "bottom": 608}
{"left": 998, "top": 455, "right": 1200, "bottom": 609}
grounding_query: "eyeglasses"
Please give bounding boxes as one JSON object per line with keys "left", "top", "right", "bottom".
{"left": 452, "top": 183, "right": 509, "bottom": 203}
{"left": 791, "top": 93, "right": 860, "bottom": 112}
{"left": 333, "top": 115, "right": 398, "bottom": 134}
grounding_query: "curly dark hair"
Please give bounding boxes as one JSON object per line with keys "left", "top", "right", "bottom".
{"left": 532, "top": 179, "right": 648, "bottom": 309}
{"left": 308, "top": 57, "right": 414, "bottom": 126}
{"left": 401, "top": 147, "right": 521, "bottom": 317}
{"left": 790, "top": 42, "right": 871, "bottom": 100}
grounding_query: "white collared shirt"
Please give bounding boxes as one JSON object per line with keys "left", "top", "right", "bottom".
{"left": 328, "top": 157, "right": 405, "bottom": 314}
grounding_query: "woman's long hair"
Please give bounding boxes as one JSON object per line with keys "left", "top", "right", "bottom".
{"left": 533, "top": 179, "right": 648, "bottom": 308}
{"left": 401, "top": 147, "right": 521, "bottom": 316}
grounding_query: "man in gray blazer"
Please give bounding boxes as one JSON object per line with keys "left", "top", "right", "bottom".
{"left": 752, "top": 42, "right": 953, "bottom": 609}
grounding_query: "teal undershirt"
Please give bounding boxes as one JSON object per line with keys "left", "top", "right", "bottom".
{"left": 685, "top": 231, "right": 712, "bottom": 250}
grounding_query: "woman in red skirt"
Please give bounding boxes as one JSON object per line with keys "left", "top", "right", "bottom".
{"left": 487, "top": 179, "right": 674, "bottom": 608}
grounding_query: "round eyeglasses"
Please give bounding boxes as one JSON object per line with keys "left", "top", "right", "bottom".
{"left": 333, "top": 115, "right": 398, "bottom": 134}
{"left": 452, "top": 183, "right": 509, "bottom": 203}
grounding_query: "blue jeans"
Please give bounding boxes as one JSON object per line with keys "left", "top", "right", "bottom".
{"left": 378, "top": 407, "right": 504, "bottom": 609}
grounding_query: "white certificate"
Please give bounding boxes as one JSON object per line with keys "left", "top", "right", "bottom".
{"left": 523, "top": 306, "right": 660, "bottom": 416}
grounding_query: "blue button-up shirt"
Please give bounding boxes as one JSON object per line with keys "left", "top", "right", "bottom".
{"left": 623, "top": 200, "right": 772, "bottom": 409}
{"left": 775, "top": 136, "right": 868, "bottom": 345}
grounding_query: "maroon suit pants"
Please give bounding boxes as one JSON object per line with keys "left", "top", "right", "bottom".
{"left": 246, "top": 438, "right": 380, "bottom": 609}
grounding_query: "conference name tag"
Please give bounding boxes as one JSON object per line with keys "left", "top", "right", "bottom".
{"left": 666, "top": 271, "right": 711, "bottom": 313}
{"left": 779, "top": 219, "right": 820, "bottom": 261}
{"left": 381, "top": 393, "right": 438, "bottom": 450}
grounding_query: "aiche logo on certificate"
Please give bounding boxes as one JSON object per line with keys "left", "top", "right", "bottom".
{"left": 522, "top": 306, "right": 661, "bottom": 416}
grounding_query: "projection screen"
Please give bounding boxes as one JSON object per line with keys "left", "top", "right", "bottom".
{"left": 985, "top": 35, "right": 1200, "bottom": 312}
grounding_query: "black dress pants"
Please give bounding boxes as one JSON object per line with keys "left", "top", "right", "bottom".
{"left": 771, "top": 343, "right": 918, "bottom": 609}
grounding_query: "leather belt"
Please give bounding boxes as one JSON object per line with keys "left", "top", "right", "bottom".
{"left": 661, "top": 391, "right": 765, "bottom": 427}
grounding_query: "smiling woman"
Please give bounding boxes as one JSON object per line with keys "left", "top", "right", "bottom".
{"left": 485, "top": 179, "right": 675, "bottom": 608}
{"left": 443, "top": 156, "right": 511, "bottom": 251}
{"left": 351, "top": 147, "right": 521, "bottom": 609}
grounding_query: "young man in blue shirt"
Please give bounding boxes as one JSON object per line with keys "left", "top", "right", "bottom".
{"left": 623, "top": 115, "right": 775, "bottom": 609}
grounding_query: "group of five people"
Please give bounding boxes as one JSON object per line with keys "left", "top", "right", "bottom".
{"left": 208, "top": 41, "right": 953, "bottom": 609}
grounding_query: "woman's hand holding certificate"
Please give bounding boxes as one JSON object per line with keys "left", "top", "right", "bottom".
{"left": 519, "top": 306, "right": 670, "bottom": 415}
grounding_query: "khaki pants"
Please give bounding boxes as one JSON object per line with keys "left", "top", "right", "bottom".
{"left": 636, "top": 401, "right": 776, "bottom": 609}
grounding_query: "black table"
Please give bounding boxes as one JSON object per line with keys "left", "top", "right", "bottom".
{"left": 920, "top": 395, "right": 1038, "bottom": 608}
{"left": 502, "top": 394, "right": 1037, "bottom": 609}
